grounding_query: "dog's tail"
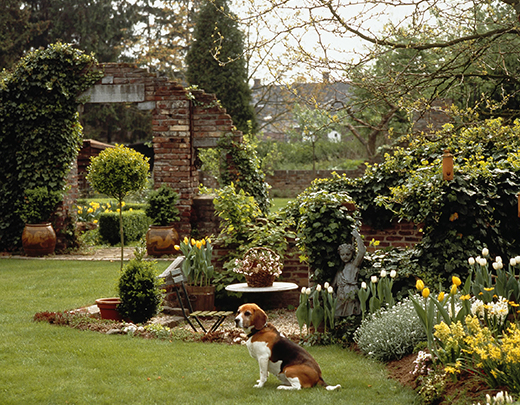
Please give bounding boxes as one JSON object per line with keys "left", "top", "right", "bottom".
{"left": 318, "top": 377, "right": 341, "bottom": 391}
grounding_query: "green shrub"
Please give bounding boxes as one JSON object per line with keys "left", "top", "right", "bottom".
{"left": 354, "top": 296, "right": 427, "bottom": 361}
{"left": 145, "top": 184, "right": 180, "bottom": 226}
{"left": 0, "top": 42, "right": 102, "bottom": 250}
{"left": 117, "top": 258, "right": 161, "bottom": 324}
{"left": 98, "top": 210, "right": 151, "bottom": 245}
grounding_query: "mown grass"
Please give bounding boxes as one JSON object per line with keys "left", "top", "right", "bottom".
{"left": 0, "top": 259, "right": 418, "bottom": 404}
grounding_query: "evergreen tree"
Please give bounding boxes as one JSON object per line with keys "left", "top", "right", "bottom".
{"left": 186, "top": 0, "right": 257, "bottom": 134}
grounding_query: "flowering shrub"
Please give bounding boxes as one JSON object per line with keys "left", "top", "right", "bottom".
{"left": 354, "top": 296, "right": 427, "bottom": 361}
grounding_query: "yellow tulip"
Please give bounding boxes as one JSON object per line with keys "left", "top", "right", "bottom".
{"left": 191, "top": 238, "right": 196, "bottom": 246}
{"left": 196, "top": 241, "right": 202, "bottom": 249}
{"left": 174, "top": 245, "right": 180, "bottom": 251}
{"left": 452, "top": 276, "right": 462, "bottom": 287}
{"left": 201, "top": 239, "right": 206, "bottom": 246}
{"left": 450, "top": 284, "right": 458, "bottom": 295}
{"left": 438, "top": 291, "right": 445, "bottom": 302}
{"left": 416, "top": 279, "right": 425, "bottom": 291}
{"left": 184, "top": 237, "right": 189, "bottom": 244}
{"left": 422, "top": 287, "right": 430, "bottom": 299}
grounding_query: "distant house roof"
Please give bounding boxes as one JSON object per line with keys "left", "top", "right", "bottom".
{"left": 252, "top": 78, "right": 351, "bottom": 141}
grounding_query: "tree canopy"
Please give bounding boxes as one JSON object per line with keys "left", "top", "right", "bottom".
{"left": 186, "top": 0, "right": 257, "bottom": 134}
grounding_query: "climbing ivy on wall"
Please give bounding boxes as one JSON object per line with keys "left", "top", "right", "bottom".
{"left": 217, "top": 132, "right": 270, "bottom": 214}
{"left": 0, "top": 42, "right": 102, "bottom": 251}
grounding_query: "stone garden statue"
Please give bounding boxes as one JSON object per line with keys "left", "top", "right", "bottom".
{"left": 333, "top": 229, "right": 366, "bottom": 317}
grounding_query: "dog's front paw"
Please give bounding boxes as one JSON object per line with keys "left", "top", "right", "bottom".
{"left": 254, "top": 380, "right": 265, "bottom": 388}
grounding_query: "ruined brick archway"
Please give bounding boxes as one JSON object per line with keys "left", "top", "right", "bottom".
{"left": 81, "top": 63, "right": 241, "bottom": 236}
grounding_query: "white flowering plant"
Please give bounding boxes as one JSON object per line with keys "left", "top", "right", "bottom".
{"left": 358, "top": 269, "right": 397, "bottom": 319}
{"left": 296, "top": 283, "right": 337, "bottom": 335}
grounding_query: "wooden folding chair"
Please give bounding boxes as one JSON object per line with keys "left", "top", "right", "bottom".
{"left": 158, "top": 257, "right": 232, "bottom": 334}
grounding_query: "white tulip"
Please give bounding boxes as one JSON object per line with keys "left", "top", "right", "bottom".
{"left": 361, "top": 282, "right": 367, "bottom": 289}
{"left": 316, "top": 284, "right": 322, "bottom": 292}
{"left": 511, "top": 257, "right": 517, "bottom": 267}
{"left": 478, "top": 258, "right": 487, "bottom": 267}
{"left": 371, "top": 275, "right": 378, "bottom": 284}
{"left": 390, "top": 270, "right": 397, "bottom": 278}
{"left": 301, "top": 287, "right": 307, "bottom": 294}
{"left": 496, "top": 256, "right": 502, "bottom": 263}
{"left": 324, "top": 282, "right": 329, "bottom": 289}
{"left": 493, "top": 262, "right": 499, "bottom": 270}
{"left": 380, "top": 270, "right": 387, "bottom": 278}
{"left": 482, "top": 247, "right": 489, "bottom": 257}
{"left": 328, "top": 286, "right": 334, "bottom": 294}
{"left": 468, "top": 257, "right": 475, "bottom": 265}
{"left": 305, "top": 288, "right": 311, "bottom": 295}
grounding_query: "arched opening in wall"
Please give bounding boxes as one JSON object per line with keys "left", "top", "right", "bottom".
{"left": 195, "top": 147, "right": 220, "bottom": 190}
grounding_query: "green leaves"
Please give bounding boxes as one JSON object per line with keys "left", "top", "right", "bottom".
{"left": 0, "top": 42, "right": 102, "bottom": 250}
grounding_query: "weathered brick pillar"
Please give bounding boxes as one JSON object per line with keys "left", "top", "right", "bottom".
{"left": 152, "top": 83, "right": 195, "bottom": 238}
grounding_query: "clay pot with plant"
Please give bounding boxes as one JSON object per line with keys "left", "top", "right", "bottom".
{"left": 145, "top": 184, "right": 180, "bottom": 257}
{"left": 86, "top": 144, "right": 149, "bottom": 270}
{"left": 17, "top": 186, "right": 63, "bottom": 256}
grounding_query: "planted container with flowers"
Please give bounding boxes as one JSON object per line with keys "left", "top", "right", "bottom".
{"left": 233, "top": 247, "right": 283, "bottom": 287}
{"left": 175, "top": 237, "right": 215, "bottom": 311}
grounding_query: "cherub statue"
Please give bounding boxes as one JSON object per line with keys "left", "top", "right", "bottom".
{"left": 333, "top": 229, "right": 366, "bottom": 317}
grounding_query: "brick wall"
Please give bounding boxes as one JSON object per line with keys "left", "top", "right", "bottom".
{"left": 74, "top": 63, "right": 240, "bottom": 237}
{"left": 199, "top": 167, "right": 366, "bottom": 198}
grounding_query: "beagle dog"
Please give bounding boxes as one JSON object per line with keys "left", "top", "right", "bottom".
{"left": 235, "top": 303, "right": 341, "bottom": 390}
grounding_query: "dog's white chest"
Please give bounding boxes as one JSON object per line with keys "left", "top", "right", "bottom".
{"left": 246, "top": 339, "right": 283, "bottom": 375}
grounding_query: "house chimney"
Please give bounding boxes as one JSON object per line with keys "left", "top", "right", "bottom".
{"left": 322, "top": 72, "right": 330, "bottom": 83}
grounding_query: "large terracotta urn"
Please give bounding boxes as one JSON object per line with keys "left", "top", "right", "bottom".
{"left": 146, "top": 225, "right": 179, "bottom": 256}
{"left": 21, "top": 223, "right": 56, "bottom": 257}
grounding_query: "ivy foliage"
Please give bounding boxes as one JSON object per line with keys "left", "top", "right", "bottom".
{"left": 0, "top": 42, "right": 102, "bottom": 251}
{"left": 284, "top": 188, "right": 360, "bottom": 284}
{"left": 381, "top": 119, "right": 520, "bottom": 285}
{"left": 305, "top": 118, "right": 520, "bottom": 288}
{"left": 217, "top": 132, "right": 270, "bottom": 214}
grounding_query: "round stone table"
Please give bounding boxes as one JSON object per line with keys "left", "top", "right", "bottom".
{"left": 225, "top": 282, "right": 299, "bottom": 293}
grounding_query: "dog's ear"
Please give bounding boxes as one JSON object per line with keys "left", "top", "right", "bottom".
{"left": 253, "top": 306, "right": 268, "bottom": 330}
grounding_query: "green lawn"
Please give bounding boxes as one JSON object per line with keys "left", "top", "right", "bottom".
{"left": 0, "top": 259, "right": 418, "bottom": 404}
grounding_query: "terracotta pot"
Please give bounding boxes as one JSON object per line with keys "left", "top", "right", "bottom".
{"left": 21, "top": 223, "right": 56, "bottom": 257}
{"left": 146, "top": 225, "right": 179, "bottom": 256}
{"left": 95, "top": 297, "right": 122, "bottom": 321}
{"left": 186, "top": 285, "right": 215, "bottom": 312}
